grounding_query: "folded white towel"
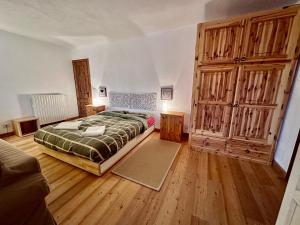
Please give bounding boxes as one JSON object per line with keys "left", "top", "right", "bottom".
{"left": 54, "top": 121, "right": 82, "bottom": 130}
{"left": 81, "top": 126, "right": 106, "bottom": 137}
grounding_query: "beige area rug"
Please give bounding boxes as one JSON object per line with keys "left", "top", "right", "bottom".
{"left": 112, "top": 139, "right": 181, "bottom": 191}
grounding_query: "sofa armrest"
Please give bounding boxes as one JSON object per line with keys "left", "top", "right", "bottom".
{"left": 0, "top": 173, "right": 50, "bottom": 221}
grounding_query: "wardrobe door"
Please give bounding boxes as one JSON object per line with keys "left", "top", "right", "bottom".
{"left": 192, "top": 65, "right": 238, "bottom": 137}
{"left": 229, "top": 63, "right": 291, "bottom": 144}
{"left": 197, "top": 19, "right": 245, "bottom": 64}
{"left": 242, "top": 7, "right": 300, "bottom": 62}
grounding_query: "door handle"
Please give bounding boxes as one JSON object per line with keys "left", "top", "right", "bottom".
{"left": 229, "top": 103, "right": 239, "bottom": 107}
{"left": 234, "top": 57, "right": 240, "bottom": 62}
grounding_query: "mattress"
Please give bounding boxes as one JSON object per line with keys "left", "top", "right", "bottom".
{"left": 34, "top": 111, "right": 153, "bottom": 164}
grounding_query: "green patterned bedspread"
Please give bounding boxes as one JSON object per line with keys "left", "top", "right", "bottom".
{"left": 34, "top": 111, "right": 149, "bottom": 163}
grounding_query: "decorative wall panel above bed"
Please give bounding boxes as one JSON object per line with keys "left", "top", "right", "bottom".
{"left": 109, "top": 92, "right": 157, "bottom": 111}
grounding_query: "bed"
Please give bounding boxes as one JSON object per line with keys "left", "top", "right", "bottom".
{"left": 34, "top": 92, "right": 158, "bottom": 176}
{"left": 34, "top": 111, "right": 155, "bottom": 176}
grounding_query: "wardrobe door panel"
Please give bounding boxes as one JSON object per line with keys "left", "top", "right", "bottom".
{"left": 193, "top": 65, "right": 238, "bottom": 137}
{"left": 231, "top": 106, "right": 274, "bottom": 142}
{"left": 236, "top": 64, "right": 283, "bottom": 105}
{"left": 195, "top": 104, "right": 232, "bottom": 137}
{"left": 230, "top": 63, "right": 288, "bottom": 144}
{"left": 242, "top": 8, "right": 300, "bottom": 62}
{"left": 197, "top": 19, "right": 244, "bottom": 64}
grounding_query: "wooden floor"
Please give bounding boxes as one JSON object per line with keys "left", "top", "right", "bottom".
{"left": 4, "top": 132, "right": 286, "bottom": 225}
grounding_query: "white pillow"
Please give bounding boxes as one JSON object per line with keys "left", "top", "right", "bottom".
{"left": 81, "top": 126, "right": 106, "bottom": 137}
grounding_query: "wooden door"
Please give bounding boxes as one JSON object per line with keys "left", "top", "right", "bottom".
{"left": 192, "top": 65, "right": 238, "bottom": 137}
{"left": 197, "top": 19, "right": 244, "bottom": 64}
{"left": 276, "top": 145, "right": 300, "bottom": 225}
{"left": 242, "top": 7, "right": 300, "bottom": 62}
{"left": 229, "top": 63, "right": 290, "bottom": 144}
{"left": 72, "top": 59, "right": 92, "bottom": 117}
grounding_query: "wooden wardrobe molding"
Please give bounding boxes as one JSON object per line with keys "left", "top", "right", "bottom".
{"left": 190, "top": 4, "right": 300, "bottom": 165}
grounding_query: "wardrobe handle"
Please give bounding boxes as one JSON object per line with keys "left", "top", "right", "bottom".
{"left": 232, "top": 103, "right": 239, "bottom": 107}
{"left": 240, "top": 56, "right": 246, "bottom": 61}
{"left": 234, "top": 57, "right": 240, "bottom": 62}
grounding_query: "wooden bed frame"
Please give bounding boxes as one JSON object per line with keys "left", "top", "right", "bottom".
{"left": 40, "top": 126, "right": 155, "bottom": 176}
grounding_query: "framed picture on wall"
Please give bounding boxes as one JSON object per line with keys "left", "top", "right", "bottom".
{"left": 99, "top": 86, "right": 107, "bottom": 97}
{"left": 161, "top": 86, "right": 173, "bottom": 100}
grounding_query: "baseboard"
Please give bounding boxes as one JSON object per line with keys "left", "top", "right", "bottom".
{"left": 154, "top": 128, "right": 189, "bottom": 140}
{"left": 182, "top": 132, "right": 189, "bottom": 139}
{"left": 272, "top": 160, "right": 287, "bottom": 179}
{"left": 0, "top": 132, "right": 15, "bottom": 138}
{"left": 64, "top": 116, "right": 80, "bottom": 122}
{"left": 154, "top": 128, "right": 160, "bottom": 132}
{"left": 40, "top": 116, "right": 80, "bottom": 127}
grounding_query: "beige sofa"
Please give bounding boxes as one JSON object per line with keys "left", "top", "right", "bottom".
{"left": 0, "top": 139, "right": 56, "bottom": 225}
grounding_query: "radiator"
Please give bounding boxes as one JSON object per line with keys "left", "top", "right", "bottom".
{"left": 31, "top": 94, "right": 67, "bottom": 125}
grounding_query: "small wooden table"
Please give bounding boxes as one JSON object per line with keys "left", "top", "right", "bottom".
{"left": 160, "top": 111, "right": 184, "bottom": 142}
{"left": 85, "top": 105, "right": 106, "bottom": 116}
{"left": 13, "top": 117, "right": 40, "bottom": 137}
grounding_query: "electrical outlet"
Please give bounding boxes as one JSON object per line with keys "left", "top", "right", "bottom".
{"left": 0, "top": 121, "right": 13, "bottom": 134}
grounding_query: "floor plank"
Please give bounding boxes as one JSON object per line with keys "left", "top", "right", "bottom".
{"left": 3, "top": 132, "right": 286, "bottom": 225}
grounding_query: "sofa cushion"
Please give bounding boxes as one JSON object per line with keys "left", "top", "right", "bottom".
{"left": 0, "top": 173, "right": 51, "bottom": 225}
{"left": 0, "top": 139, "right": 54, "bottom": 225}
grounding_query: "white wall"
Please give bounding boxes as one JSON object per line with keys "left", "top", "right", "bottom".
{"left": 275, "top": 68, "right": 300, "bottom": 171}
{"left": 0, "top": 30, "right": 78, "bottom": 131}
{"left": 72, "top": 25, "right": 196, "bottom": 132}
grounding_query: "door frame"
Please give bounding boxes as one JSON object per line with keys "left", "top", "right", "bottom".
{"left": 276, "top": 140, "right": 300, "bottom": 225}
{"left": 286, "top": 129, "right": 300, "bottom": 180}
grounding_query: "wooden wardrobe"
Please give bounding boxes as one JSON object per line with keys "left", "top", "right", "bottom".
{"left": 190, "top": 5, "right": 300, "bottom": 165}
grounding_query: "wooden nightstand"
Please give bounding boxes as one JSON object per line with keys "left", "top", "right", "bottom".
{"left": 160, "top": 111, "right": 184, "bottom": 142}
{"left": 85, "top": 105, "right": 105, "bottom": 116}
{"left": 13, "top": 117, "right": 40, "bottom": 137}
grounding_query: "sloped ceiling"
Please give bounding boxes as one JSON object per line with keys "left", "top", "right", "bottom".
{"left": 0, "top": 0, "right": 298, "bottom": 47}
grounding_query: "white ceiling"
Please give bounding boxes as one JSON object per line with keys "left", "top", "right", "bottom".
{"left": 0, "top": 0, "right": 298, "bottom": 48}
